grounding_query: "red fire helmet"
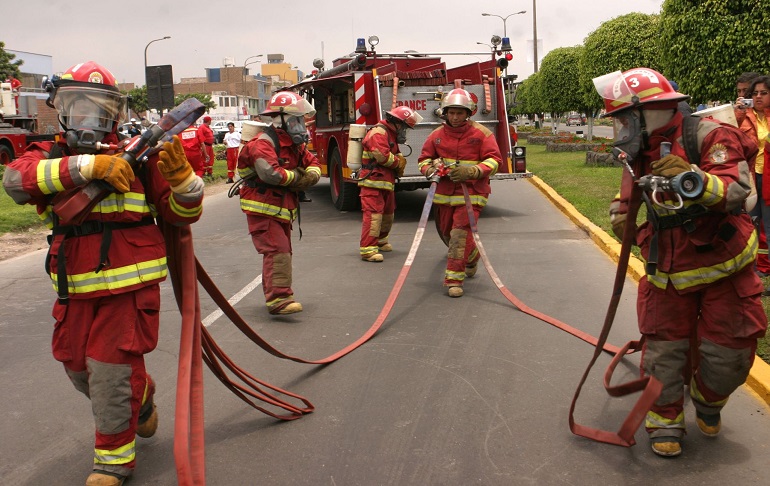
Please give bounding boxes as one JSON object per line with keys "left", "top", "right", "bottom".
{"left": 593, "top": 68, "right": 688, "bottom": 116}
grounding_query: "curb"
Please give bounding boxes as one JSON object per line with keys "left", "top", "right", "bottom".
{"left": 528, "top": 175, "right": 770, "bottom": 407}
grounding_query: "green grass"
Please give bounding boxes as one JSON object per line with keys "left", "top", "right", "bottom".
{"left": 524, "top": 141, "right": 770, "bottom": 364}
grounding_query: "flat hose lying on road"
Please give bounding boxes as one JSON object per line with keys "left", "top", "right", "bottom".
{"left": 459, "top": 182, "right": 662, "bottom": 447}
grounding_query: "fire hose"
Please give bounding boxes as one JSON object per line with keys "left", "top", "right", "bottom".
{"left": 175, "top": 168, "right": 660, "bottom": 484}
{"left": 457, "top": 182, "right": 662, "bottom": 446}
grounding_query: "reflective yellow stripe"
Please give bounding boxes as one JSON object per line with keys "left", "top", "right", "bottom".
{"left": 433, "top": 194, "right": 488, "bottom": 207}
{"left": 51, "top": 258, "right": 168, "bottom": 294}
{"left": 445, "top": 270, "right": 465, "bottom": 281}
{"left": 358, "top": 179, "right": 394, "bottom": 191}
{"left": 360, "top": 246, "right": 378, "bottom": 256}
{"left": 170, "top": 195, "right": 203, "bottom": 218}
{"left": 94, "top": 440, "right": 136, "bottom": 465}
{"left": 645, "top": 410, "right": 685, "bottom": 429}
{"left": 36, "top": 157, "right": 65, "bottom": 194}
{"left": 690, "top": 377, "right": 729, "bottom": 408}
{"left": 694, "top": 173, "right": 724, "bottom": 206}
{"left": 645, "top": 231, "right": 757, "bottom": 290}
{"left": 92, "top": 192, "right": 152, "bottom": 215}
{"left": 240, "top": 199, "right": 295, "bottom": 222}
{"left": 480, "top": 158, "right": 499, "bottom": 176}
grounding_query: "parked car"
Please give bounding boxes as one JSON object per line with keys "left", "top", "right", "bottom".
{"left": 566, "top": 113, "right": 583, "bottom": 126}
{"left": 213, "top": 120, "right": 243, "bottom": 143}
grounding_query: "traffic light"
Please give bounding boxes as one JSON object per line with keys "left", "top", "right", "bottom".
{"left": 497, "top": 53, "right": 513, "bottom": 70}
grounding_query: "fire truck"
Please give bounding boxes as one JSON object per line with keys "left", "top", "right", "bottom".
{"left": 292, "top": 36, "right": 530, "bottom": 210}
{"left": 0, "top": 82, "right": 56, "bottom": 165}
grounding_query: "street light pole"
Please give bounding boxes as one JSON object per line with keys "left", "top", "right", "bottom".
{"left": 532, "top": 0, "right": 539, "bottom": 73}
{"left": 144, "top": 36, "right": 171, "bottom": 74}
{"left": 242, "top": 57, "right": 262, "bottom": 120}
{"left": 481, "top": 11, "right": 526, "bottom": 90}
{"left": 143, "top": 36, "right": 170, "bottom": 118}
{"left": 481, "top": 10, "right": 526, "bottom": 39}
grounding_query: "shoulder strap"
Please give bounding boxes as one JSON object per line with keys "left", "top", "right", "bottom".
{"left": 682, "top": 114, "right": 701, "bottom": 165}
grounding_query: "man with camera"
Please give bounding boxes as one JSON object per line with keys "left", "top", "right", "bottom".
{"left": 595, "top": 68, "right": 767, "bottom": 458}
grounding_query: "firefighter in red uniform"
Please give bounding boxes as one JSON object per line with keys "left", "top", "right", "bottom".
{"left": 595, "top": 68, "right": 767, "bottom": 458}
{"left": 179, "top": 124, "right": 206, "bottom": 176}
{"left": 358, "top": 106, "right": 422, "bottom": 262}
{"left": 2, "top": 61, "right": 204, "bottom": 486}
{"left": 418, "top": 88, "right": 502, "bottom": 297}
{"left": 237, "top": 91, "right": 321, "bottom": 315}
{"left": 197, "top": 115, "right": 215, "bottom": 176}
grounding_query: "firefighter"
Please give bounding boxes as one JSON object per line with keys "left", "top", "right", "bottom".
{"left": 358, "top": 106, "right": 422, "bottom": 262}
{"left": 418, "top": 88, "right": 502, "bottom": 297}
{"left": 198, "top": 115, "right": 215, "bottom": 176}
{"left": 237, "top": 91, "right": 321, "bottom": 315}
{"left": 179, "top": 124, "right": 206, "bottom": 176}
{"left": 1, "top": 61, "right": 204, "bottom": 485}
{"left": 594, "top": 68, "right": 767, "bottom": 457}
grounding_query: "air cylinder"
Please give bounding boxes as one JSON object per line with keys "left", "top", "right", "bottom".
{"left": 347, "top": 124, "right": 367, "bottom": 171}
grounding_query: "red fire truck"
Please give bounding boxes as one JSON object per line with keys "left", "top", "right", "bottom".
{"left": 292, "top": 36, "right": 530, "bottom": 210}
{"left": 0, "top": 82, "right": 56, "bottom": 165}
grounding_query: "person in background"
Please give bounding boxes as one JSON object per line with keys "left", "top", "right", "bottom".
{"left": 127, "top": 118, "right": 141, "bottom": 137}
{"left": 223, "top": 122, "right": 241, "bottom": 183}
{"left": 596, "top": 67, "right": 765, "bottom": 458}
{"left": 357, "top": 106, "right": 422, "bottom": 262}
{"left": 735, "top": 73, "right": 770, "bottom": 288}
{"left": 2, "top": 61, "right": 204, "bottom": 486}
{"left": 237, "top": 91, "right": 320, "bottom": 315}
{"left": 179, "top": 124, "right": 206, "bottom": 177}
{"left": 418, "top": 88, "right": 502, "bottom": 297}
{"left": 197, "top": 115, "right": 216, "bottom": 176}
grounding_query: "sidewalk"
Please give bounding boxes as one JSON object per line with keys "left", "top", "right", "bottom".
{"left": 529, "top": 175, "right": 770, "bottom": 407}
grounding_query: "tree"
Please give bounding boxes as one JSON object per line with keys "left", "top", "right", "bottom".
{"left": 174, "top": 93, "right": 216, "bottom": 112}
{"left": 538, "top": 46, "right": 585, "bottom": 121}
{"left": 0, "top": 41, "right": 23, "bottom": 80}
{"left": 659, "top": 0, "right": 770, "bottom": 105}
{"left": 579, "top": 13, "right": 662, "bottom": 118}
{"left": 125, "top": 85, "right": 148, "bottom": 114}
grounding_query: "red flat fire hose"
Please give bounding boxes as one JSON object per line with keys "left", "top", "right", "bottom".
{"left": 459, "top": 183, "right": 662, "bottom": 447}
{"left": 166, "top": 176, "right": 662, "bottom": 484}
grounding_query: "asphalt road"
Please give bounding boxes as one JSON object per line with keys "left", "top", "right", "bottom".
{"left": 1, "top": 178, "right": 768, "bottom": 485}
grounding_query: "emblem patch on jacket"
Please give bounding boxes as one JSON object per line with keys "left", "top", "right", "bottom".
{"left": 707, "top": 143, "right": 728, "bottom": 164}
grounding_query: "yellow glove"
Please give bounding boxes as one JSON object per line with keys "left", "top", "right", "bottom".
{"left": 449, "top": 165, "right": 481, "bottom": 182}
{"left": 395, "top": 154, "right": 407, "bottom": 178}
{"left": 158, "top": 135, "right": 196, "bottom": 192}
{"left": 80, "top": 154, "right": 135, "bottom": 193}
{"left": 651, "top": 154, "right": 691, "bottom": 177}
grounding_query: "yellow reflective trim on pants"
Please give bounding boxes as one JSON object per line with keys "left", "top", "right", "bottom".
{"left": 240, "top": 199, "right": 295, "bottom": 222}
{"left": 358, "top": 179, "right": 394, "bottom": 191}
{"left": 433, "top": 194, "right": 488, "bottom": 206}
{"left": 645, "top": 410, "right": 685, "bottom": 430}
{"left": 690, "top": 378, "right": 729, "bottom": 408}
{"left": 360, "top": 245, "right": 379, "bottom": 256}
{"left": 445, "top": 270, "right": 465, "bottom": 281}
{"left": 36, "top": 157, "right": 65, "bottom": 194}
{"left": 51, "top": 258, "right": 168, "bottom": 294}
{"left": 94, "top": 439, "right": 136, "bottom": 465}
{"left": 645, "top": 231, "right": 757, "bottom": 290}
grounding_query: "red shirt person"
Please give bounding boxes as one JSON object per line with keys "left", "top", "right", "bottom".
{"left": 197, "top": 115, "right": 215, "bottom": 175}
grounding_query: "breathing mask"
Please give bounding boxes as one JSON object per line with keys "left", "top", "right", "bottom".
{"left": 283, "top": 114, "right": 309, "bottom": 145}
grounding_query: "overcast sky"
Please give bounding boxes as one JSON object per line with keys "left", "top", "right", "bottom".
{"left": 4, "top": 0, "right": 663, "bottom": 85}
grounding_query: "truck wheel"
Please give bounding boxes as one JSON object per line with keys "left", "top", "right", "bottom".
{"left": 433, "top": 207, "right": 450, "bottom": 246}
{"left": 0, "top": 145, "right": 13, "bottom": 165}
{"left": 329, "top": 147, "right": 359, "bottom": 211}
